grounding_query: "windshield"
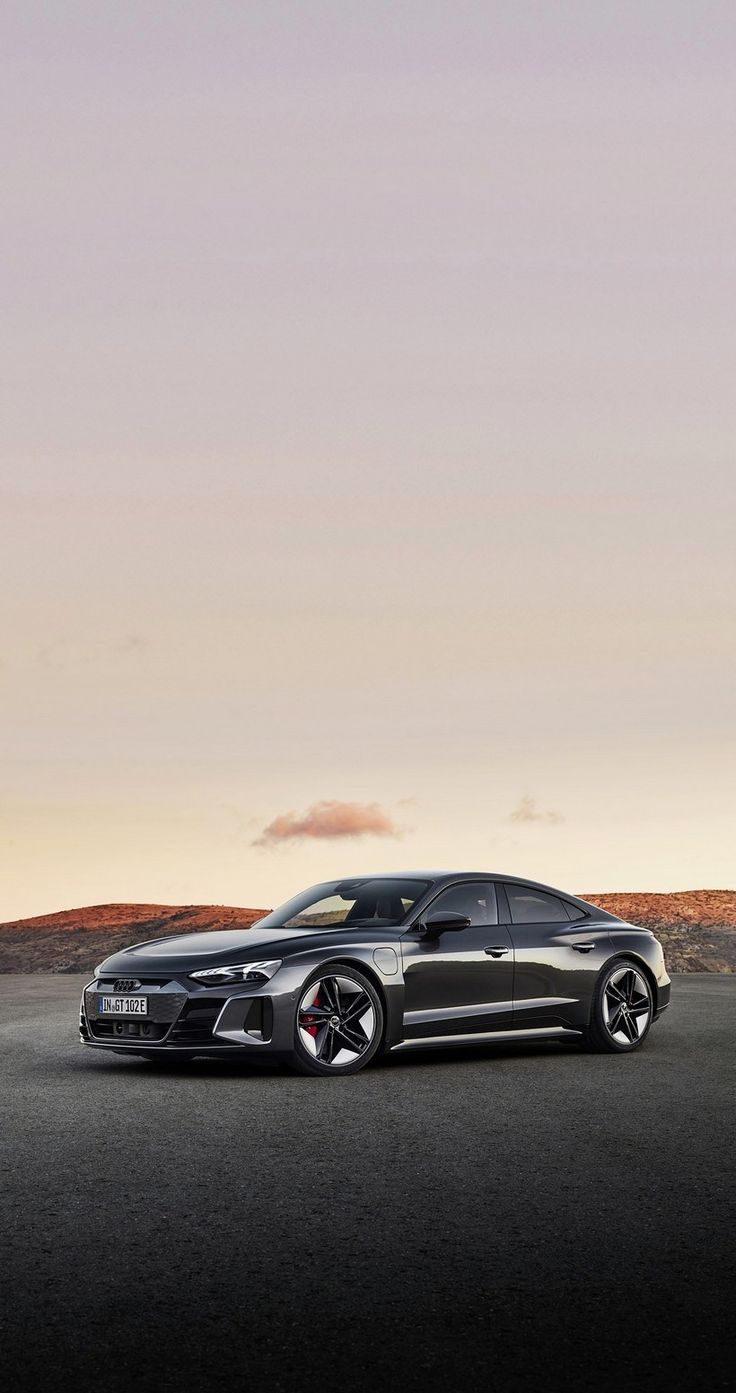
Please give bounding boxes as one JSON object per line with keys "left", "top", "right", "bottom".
{"left": 253, "top": 878, "right": 431, "bottom": 931}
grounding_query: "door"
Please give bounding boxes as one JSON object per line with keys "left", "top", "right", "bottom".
{"left": 499, "top": 882, "right": 613, "bottom": 1031}
{"left": 400, "top": 881, "right": 514, "bottom": 1039}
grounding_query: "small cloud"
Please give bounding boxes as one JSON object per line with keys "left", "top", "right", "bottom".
{"left": 509, "top": 795, "right": 564, "bottom": 826}
{"left": 253, "top": 799, "right": 403, "bottom": 848}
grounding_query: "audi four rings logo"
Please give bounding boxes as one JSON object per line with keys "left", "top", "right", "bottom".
{"left": 113, "top": 979, "right": 140, "bottom": 991}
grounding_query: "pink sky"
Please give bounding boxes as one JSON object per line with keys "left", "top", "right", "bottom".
{"left": 1, "top": 2, "right": 735, "bottom": 918}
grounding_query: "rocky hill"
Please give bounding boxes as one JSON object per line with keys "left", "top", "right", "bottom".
{"left": 1, "top": 890, "right": 734, "bottom": 973}
{"left": 583, "top": 890, "right": 736, "bottom": 972}
{"left": 0, "top": 904, "right": 270, "bottom": 973}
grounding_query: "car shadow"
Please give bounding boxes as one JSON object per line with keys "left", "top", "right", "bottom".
{"left": 73, "top": 1037, "right": 584, "bottom": 1079}
{"left": 72, "top": 1051, "right": 284, "bottom": 1078}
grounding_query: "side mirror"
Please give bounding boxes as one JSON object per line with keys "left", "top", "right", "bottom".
{"left": 421, "top": 911, "right": 471, "bottom": 937}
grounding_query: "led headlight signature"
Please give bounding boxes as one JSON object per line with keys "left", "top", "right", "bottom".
{"left": 189, "top": 959, "right": 282, "bottom": 986}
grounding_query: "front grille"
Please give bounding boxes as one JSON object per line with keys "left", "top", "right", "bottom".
{"left": 169, "top": 999, "right": 236, "bottom": 1046}
{"left": 84, "top": 988, "right": 186, "bottom": 1024}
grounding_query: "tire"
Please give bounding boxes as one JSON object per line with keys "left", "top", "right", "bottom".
{"left": 584, "top": 959, "right": 654, "bottom": 1053}
{"left": 290, "top": 966, "right": 384, "bottom": 1077}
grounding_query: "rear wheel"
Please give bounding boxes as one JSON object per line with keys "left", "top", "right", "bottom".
{"left": 584, "top": 959, "right": 653, "bottom": 1053}
{"left": 291, "top": 968, "right": 384, "bottom": 1076}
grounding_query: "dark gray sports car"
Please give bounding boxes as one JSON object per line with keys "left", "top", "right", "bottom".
{"left": 80, "top": 872, "right": 671, "bottom": 1075}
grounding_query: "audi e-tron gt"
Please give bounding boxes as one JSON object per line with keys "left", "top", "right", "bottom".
{"left": 80, "top": 873, "right": 671, "bottom": 1076}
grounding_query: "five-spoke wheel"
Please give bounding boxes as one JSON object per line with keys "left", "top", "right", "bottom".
{"left": 586, "top": 959, "right": 653, "bottom": 1052}
{"left": 292, "top": 968, "right": 383, "bottom": 1075}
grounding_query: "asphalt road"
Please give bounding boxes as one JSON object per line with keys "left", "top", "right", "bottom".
{"left": 1, "top": 975, "right": 734, "bottom": 1392}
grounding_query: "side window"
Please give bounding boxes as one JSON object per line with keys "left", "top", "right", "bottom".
{"left": 504, "top": 885, "right": 569, "bottom": 924}
{"left": 564, "top": 902, "right": 588, "bottom": 922}
{"left": 428, "top": 881, "right": 498, "bottom": 926}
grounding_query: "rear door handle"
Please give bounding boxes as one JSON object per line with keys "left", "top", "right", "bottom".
{"left": 571, "top": 942, "right": 596, "bottom": 953}
{"left": 484, "top": 946, "right": 510, "bottom": 957}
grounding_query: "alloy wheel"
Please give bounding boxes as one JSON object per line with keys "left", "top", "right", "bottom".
{"left": 297, "top": 975, "right": 377, "bottom": 1068}
{"left": 602, "top": 966, "right": 651, "bottom": 1046}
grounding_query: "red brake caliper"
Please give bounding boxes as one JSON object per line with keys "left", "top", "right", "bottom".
{"left": 301, "top": 993, "right": 321, "bottom": 1037}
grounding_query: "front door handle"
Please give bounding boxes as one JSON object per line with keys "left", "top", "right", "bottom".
{"left": 484, "top": 945, "right": 510, "bottom": 957}
{"left": 571, "top": 942, "right": 596, "bottom": 953}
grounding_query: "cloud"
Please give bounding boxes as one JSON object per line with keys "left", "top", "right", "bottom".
{"left": 509, "top": 796, "right": 564, "bottom": 826}
{"left": 253, "top": 800, "right": 402, "bottom": 847}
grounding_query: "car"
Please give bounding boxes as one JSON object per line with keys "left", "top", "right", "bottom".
{"left": 79, "top": 872, "right": 671, "bottom": 1076}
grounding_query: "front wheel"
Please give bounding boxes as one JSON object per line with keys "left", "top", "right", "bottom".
{"left": 584, "top": 959, "right": 653, "bottom": 1053}
{"left": 290, "top": 967, "right": 384, "bottom": 1076}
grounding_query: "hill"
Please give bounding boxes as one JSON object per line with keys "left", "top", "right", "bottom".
{"left": 0, "top": 904, "right": 270, "bottom": 974}
{"left": 1, "top": 890, "right": 734, "bottom": 973}
{"left": 583, "top": 890, "right": 736, "bottom": 972}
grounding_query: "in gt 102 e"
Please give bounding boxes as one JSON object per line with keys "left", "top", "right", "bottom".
{"left": 80, "top": 872, "right": 671, "bottom": 1076}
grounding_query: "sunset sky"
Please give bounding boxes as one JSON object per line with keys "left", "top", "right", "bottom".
{"left": 2, "top": 1, "right": 735, "bottom": 920}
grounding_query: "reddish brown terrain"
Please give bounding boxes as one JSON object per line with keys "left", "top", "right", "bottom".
{"left": 0, "top": 904, "right": 270, "bottom": 974}
{"left": 0, "top": 890, "right": 734, "bottom": 972}
{"left": 583, "top": 890, "right": 736, "bottom": 972}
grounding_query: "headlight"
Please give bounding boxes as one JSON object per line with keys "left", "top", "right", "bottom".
{"left": 189, "top": 959, "right": 282, "bottom": 986}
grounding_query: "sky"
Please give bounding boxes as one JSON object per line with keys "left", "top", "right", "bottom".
{"left": 2, "top": 0, "right": 735, "bottom": 920}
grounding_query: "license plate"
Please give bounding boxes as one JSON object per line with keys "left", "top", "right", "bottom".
{"left": 98, "top": 995, "right": 148, "bottom": 1016}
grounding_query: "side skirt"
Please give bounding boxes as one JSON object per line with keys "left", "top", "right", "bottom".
{"left": 390, "top": 1025, "right": 582, "bottom": 1052}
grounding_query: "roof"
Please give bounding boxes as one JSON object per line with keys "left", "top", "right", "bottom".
{"left": 334, "top": 870, "right": 603, "bottom": 911}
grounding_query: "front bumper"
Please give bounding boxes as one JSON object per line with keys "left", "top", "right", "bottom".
{"left": 80, "top": 948, "right": 406, "bottom": 1058}
{"left": 80, "top": 976, "right": 290, "bottom": 1056}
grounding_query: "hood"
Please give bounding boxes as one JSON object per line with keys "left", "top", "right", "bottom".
{"left": 97, "top": 922, "right": 401, "bottom": 975}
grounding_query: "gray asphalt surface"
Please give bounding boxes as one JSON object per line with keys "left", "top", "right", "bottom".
{"left": 1, "top": 975, "right": 734, "bottom": 1392}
